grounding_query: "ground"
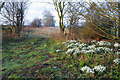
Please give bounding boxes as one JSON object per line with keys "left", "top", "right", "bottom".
{"left": 2, "top": 27, "right": 120, "bottom": 78}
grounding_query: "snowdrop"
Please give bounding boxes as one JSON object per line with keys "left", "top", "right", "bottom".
{"left": 106, "top": 42, "right": 111, "bottom": 46}
{"left": 69, "top": 40, "right": 77, "bottom": 43}
{"left": 116, "top": 51, "right": 120, "bottom": 55}
{"left": 62, "top": 42, "right": 66, "bottom": 45}
{"left": 114, "top": 43, "right": 120, "bottom": 47}
{"left": 103, "top": 47, "right": 113, "bottom": 51}
{"left": 53, "top": 66, "right": 57, "bottom": 69}
{"left": 73, "top": 48, "right": 80, "bottom": 55}
{"left": 79, "top": 40, "right": 82, "bottom": 42}
{"left": 113, "top": 58, "right": 120, "bottom": 65}
{"left": 64, "top": 40, "right": 113, "bottom": 55}
{"left": 31, "top": 42, "right": 34, "bottom": 44}
{"left": 82, "top": 47, "right": 88, "bottom": 50}
{"left": 95, "top": 47, "right": 112, "bottom": 52}
{"left": 86, "top": 49, "right": 95, "bottom": 53}
{"left": 93, "top": 65, "right": 106, "bottom": 72}
{"left": 97, "top": 41, "right": 104, "bottom": 46}
{"left": 80, "top": 50, "right": 87, "bottom": 53}
{"left": 97, "top": 41, "right": 111, "bottom": 46}
{"left": 67, "top": 43, "right": 74, "bottom": 48}
{"left": 91, "top": 40, "right": 96, "bottom": 43}
{"left": 74, "top": 42, "right": 80, "bottom": 46}
{"left": 79, "top": 43, "right": 87, "bottom": 48}
{"left": 87, "top": 45, "right": 96, "bottom": 49}
{"left": 66, "top": 49, "right": 74, "bottom": 54}
{"left": 56, "top": 49, "right": 61, "bottom": 52}
{"left": 95, "top": 47, "right": 104, "bottom": 51}
{"left": 81, "top": 66, "right": 94, "bottom": 73}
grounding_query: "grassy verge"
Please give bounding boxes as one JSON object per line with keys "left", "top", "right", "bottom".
{"left": 2, "top": 37, "right": 120, "bottom": 78}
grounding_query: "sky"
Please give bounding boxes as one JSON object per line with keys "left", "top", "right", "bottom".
{"left": 1, "top": 0, "right": 118, "bottom": 26}
{"left": 25, "top": 0, "right": 59, "bottom": 26}
{"left": 22, "top": 0, "right": 111, "bottom": 26}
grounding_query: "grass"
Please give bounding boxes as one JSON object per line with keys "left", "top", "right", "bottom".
{"left": 2, "top": 36, "right": 120, "bottom": 78}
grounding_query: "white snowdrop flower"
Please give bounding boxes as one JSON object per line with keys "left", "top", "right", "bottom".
{"left": 73, "top": 48, "right": 80, "bottom": 55}
{"left": 79, "top": 40, "right": 82, "bottom": 42}
{"left": 113, "top": 58, "right": 120, "bottom": 65}
{"left": 91, "top": 40, "right": 96, "bottom": 43}
{"left": 62, "top": 42, "right": 66, "bottom": 45}
{"left": 66, "top": 49, "right": 74, "bottom": 54}
{"left": 31, "top": 42, "right": 34, "bottom": 44}
{"left": 87, "top": 45, "right": 96, "bottom": 49}
{"left": 110, "top": 49, "right": 113, "bottom": 51}
{"left": 99, "top": 43, "right": 104, "bottom": 46}
{"left": 80, "top": 50, "right": 87, "bottom": 53}
{"left": 104, "top": 41, "right": 111, "bottom": 46}
{"left": 97, "top": 41, "right": 111, "bottom": 46}
{"left": 79, "top": 43, "right": 87, "bottom": 48}
{"left": 56, "top": 49, "right": 61, "bottom": 52}
{"left": 95, "top": 47, "right": 113, "bottom": 52}
{"left": 96, "top": 47, "right": 104, "bottom": 51}
{"left": 86, "top": 49, "right": 95, "bottom": 53}
{"left": 114, "top": 43, "right": 120, "bottom": 47}
{"left": 44, "top": 45, "right": 47, "bottom": 47}
{"left": 104, "top": 47, "right": 112, "bottom": 51}
{"left": 81, "top": 66, "right": 94, "bottom": 73}
{"left": 93, "top": 65, "right": 106, "bottom": 72}
{"left": 82, "top": 47, "right": 88, "bottom": 50}
{"left": 97, "top": 41, "right": 104, "bottom": 45}
{"left": 67, "top": 43, "right": 74, "bottom": 48}
{"left": 74, "top": 42, "right": 80, "bottom": 46}
{"left": 53, "top": 66, "right": 57, "bottom": 69}
{"left": 79, "top": 44, "right": 83, "bottom": 48}
{"left": 107, "top": 42, "right": 111, "bottom": 46}
{"left": 116, "top": 51, "right": 120, "bottom": 55}
{"left": 69, "top": 40, "right": 76, "bottom": 43}
{"left": 96, "top": 47, "right": 104, "bottom": 50}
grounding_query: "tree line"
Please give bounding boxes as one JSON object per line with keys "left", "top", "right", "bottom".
{"left": 0, "top": 0, "right": 120, "bottom": 40}
{"left": 0, "top": 1, "right": 56, "bottom": 38}
{"left": 52, "top": 0, "right": 120, "bottom": 40}
{"left": 0, "top": 1, "right": 28, "bottom": 37}
{"left": 30, "top": 10, "right": 55, "bottom": 27}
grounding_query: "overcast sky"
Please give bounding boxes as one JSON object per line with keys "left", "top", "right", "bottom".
{"left": 25, "top": 0, "right": 59, "bottom": 26}
{"left": 24, "top": 0, "right": 108, "bottom": 26}
{"left": 1, "top": 0, "right": 118, "bottom": 26}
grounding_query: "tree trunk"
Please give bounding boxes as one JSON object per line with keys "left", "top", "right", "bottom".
{"left": 12, "top": 2, "right": 15, "bottom": 38}
{"left": 20, "top": 3, "right": 23, "bottom": 37}
{"left": 118, "top": 2, "right": 120, "bottom": 38}
{"left": 59, "top": 16, "right": 64, "bottom": 36}
{"left": 118, "top": 25, "right": 120, "bottom": 38}
{"left": 115, "top": 28, "right": 117, "bottom": 38}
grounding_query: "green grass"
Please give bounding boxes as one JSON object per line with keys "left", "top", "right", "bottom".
{"left": 2, "top": 37, "right": 120, "bottom": 78}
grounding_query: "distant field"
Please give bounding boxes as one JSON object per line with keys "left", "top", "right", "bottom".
{"left": 22, "top": 27, "right": 60, "bottom": 35}
{"left": 2, "top": 26, "right": 60, "bottom": 38}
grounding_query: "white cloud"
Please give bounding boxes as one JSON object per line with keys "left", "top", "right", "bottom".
{"left": 25, "top": 0, "right": 59, "bottom": 26}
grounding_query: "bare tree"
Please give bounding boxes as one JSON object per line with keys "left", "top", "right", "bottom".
{"left": 52, "top": 0, "right": 68, "bottom": 36}
{"left": 66, "top": 2, "right": 86, "bottom": 36}
{"left": 0, "top": 1, "right": 29, "bottom": 37}
{"left": 42, "top": 10, "right": 55, "bottom": 27}
{"left": 30, "top": 18, "right": 42, "bottom": 27}
{"left": 69, "top": 1, "right": 120, "bottom": 40}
